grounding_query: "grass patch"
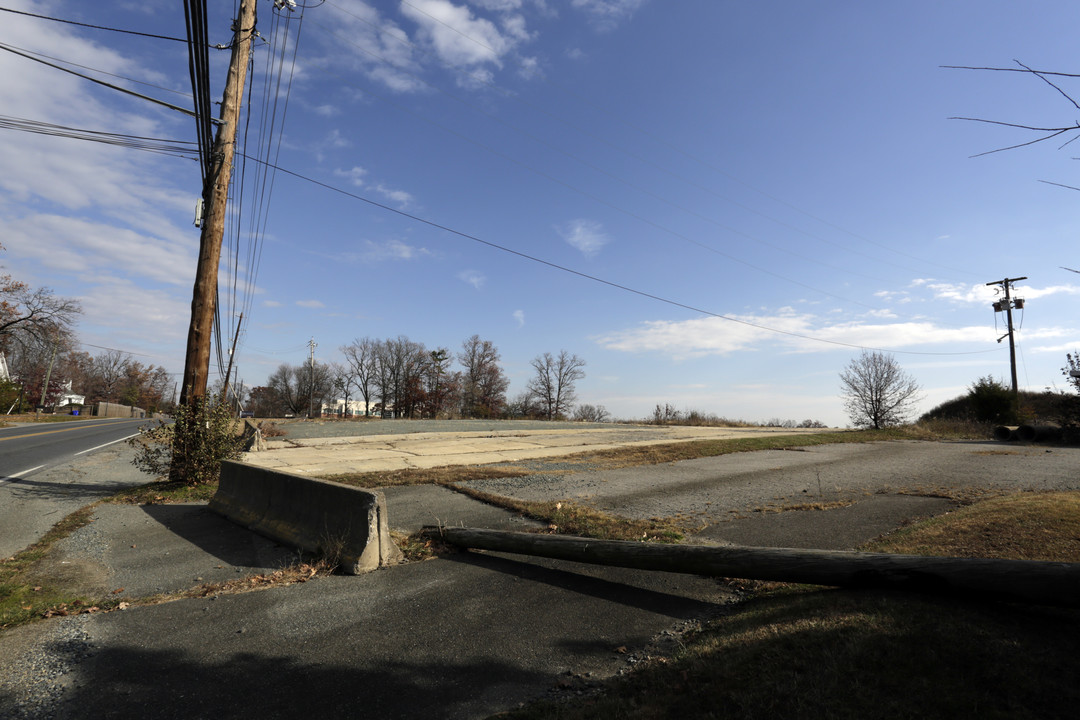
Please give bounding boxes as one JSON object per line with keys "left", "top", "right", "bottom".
{"left": 500, "top": 491, "right": 1080, "bottom": 720}
{"left": 752, "top": 499, "right": 858, "bottom": 514}
{"left": 450, "top": 485, "right": 686, "bottom": 543}
{"left": 865, "top": 491, "right": 1080, "bottom": 562}
{"left": 506, "top": 590, "right": 1080, "bottom": 720}
{"left": 106, "top": 478, "right": 220, "bottom": 505}
{"left": 0, "top": 506, "right": 103, "bottom": 629}
{"left": 324, "top": 464, "right": 533, "bottom": 489}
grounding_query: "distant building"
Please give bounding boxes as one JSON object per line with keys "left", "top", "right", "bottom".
{"left": 58, "top": 380, "right": 85, "bottom": 407}
{"left": 321, "top": 398, "right": 385, "bottom": 418}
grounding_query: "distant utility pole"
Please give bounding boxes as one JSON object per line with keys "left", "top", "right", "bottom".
{"left": 308, "top": 338, "right": 318, "bottom": 418}
{"left": 986, "top": 276, "right": 1027, "bottom": 398}
{"left": 178, "top": 0, "right": 258, "bottom": 408}
{"left": 220, "top": 312, "right": 244, "bottom": 404}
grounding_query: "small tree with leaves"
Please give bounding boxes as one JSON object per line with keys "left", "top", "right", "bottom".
{"left": 968, "top": 375, "right": 1017, "bottom": 424}
{"left": 839, "top": 351, "right": 922, "bottom": 429}
{"left": 131, "top": 398, "right": 245, "bottom": 486}
{"left": 1059, "top": 352, "right": 1080, "bottom": 437}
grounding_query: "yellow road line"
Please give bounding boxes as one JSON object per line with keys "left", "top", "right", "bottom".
{"left": 0, "top": 419, "right": 143, "bottom": 442}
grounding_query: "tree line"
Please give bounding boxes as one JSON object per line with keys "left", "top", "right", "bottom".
{"left": 246, "top": 334, "right": 593, "bottom": 421}
{"left": 1, "top": 248, "right": 172, "bottom": 413}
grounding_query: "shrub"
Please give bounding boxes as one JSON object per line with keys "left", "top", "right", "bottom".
{"left": 130, "top": 398, "right": 245, "bottom": 486}
{"left": 967, "top": 375, "right": 1016, "bottom": 424}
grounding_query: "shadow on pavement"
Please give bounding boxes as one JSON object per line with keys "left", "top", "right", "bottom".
{"left": 49, "top": 642, "right": 546, "bottom": 720}
{"left": 447, "top": 548, "right": 728, "bottom": 620}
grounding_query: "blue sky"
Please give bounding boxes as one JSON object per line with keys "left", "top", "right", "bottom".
{"left": 2, "top": 0, "right": 1079, "bottom": 426}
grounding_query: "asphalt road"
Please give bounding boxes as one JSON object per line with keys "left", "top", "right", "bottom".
{"left": 0, "top": 418, "right": 151, "bottom": 481}
{"left": 0, "top": 419, "right": 155, "bottom": 559}
{"left": 2, "top": 434, "right": 1078, "bottom": 719}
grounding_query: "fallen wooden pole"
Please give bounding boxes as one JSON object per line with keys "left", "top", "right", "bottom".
{"left": 424, "top": 526, "right": 1080, "bottom": 608}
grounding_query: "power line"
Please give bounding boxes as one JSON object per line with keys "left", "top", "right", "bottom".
{"left": 254, "top": 155, "right": 1000, "bottom": 358}
{"left": 0, "top": 115, "right": 199, "bottom": 159}
{"left": 0, "top": 41, "right": 214, "bottom": 122}
{"left": 0, "top": 5, "right": 188, "bottom": 43}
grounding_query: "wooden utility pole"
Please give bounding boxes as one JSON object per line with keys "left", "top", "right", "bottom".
{"left": 179, "top": 0, "right": 258, "bottom": 407}
{"left": 986, "top": 276, "right": 1027, "bottom": 398}
{"left": 427, "top": 527, "right": 1080, "bottom": 608}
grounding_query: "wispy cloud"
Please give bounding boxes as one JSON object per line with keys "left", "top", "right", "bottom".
{"left": 296, "top": 299, "right": 326, "bottom": 309}
{"left": 513, "top": 309, "right": 525, "bottom": 326}
{"left": 401, "top": 0, "right": 523, "bottom": 68}
{"left": 459, "top": 269, "right": 486, "bottom": 289}
{"left": 558, "top": 218, "right": 610, "bottom": 257}
{"left": 571, "top": 0, "right": 647, "bottom": 30}
{"left": 594, "top": 310, "right": 1001, "bottom": 359}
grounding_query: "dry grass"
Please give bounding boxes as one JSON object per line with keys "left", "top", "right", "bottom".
{"left": 865, "top": 490, "right": 1080, "bottom": 562}
{"left": 325, "top": 464, "right": 533, "bottom": 489}
{"left": 502, "top": 491, "right": 1080, "bottom": 720}
{"left": 751, "top": 499, "right": 858, "bottom": 514}
{"left": 449, "top": 485, "right": 686, "bottom": 543}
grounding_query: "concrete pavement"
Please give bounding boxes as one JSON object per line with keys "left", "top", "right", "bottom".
{"left": 5, "top": 429, "right": 1077, "bottom": 718}
{"left": 2, "top": 485, "right": 736, "bottom": 719}
{"left": 242, "top": 424, "right": 836, "bottom": 475}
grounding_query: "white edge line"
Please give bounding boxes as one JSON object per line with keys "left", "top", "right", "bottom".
{"left": 75, "top": 433, "right": 141, "bottom": 456}
{"left": 1, "top": 465, "right": 45, "bottom": 484}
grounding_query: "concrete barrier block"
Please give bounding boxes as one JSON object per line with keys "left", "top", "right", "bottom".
{"left": 211, "top": 460, "right": 402, "bottom": 574}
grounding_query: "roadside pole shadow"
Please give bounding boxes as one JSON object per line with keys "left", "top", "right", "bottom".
{"left": 445, "top": 548, "right": 728, "bottom": 620}
{"left": 138, "top": 503, "right": 297, "bottom": 569}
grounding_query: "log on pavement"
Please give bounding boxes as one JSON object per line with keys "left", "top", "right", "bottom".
{"left": 425, "top": 526, "right": 1080, "bottom": 608}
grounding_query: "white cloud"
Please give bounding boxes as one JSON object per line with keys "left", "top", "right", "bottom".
{"left": 297, "top": 299, "right": 326, "bottom": 308}
{"left": 374, "top": 183, "right": 415, "bottom": 208}
{"left": 361, "top": 238, "right": 431, "bottom": 261}
{"left": 594, "top": 311, "right": 998, "bottom": 360}
{"left": 264, "top": 300, "right": 283, "bottom": 308}
{"left": 513, "top": 309, "right": 525, "bottom": 326}
{"left": 75, "top": 277, "right": 190, "bottom": 349}
{"left": 5, "top": 214, "right": 194, "bottom": 287}
{"left": 335, "top": 166, "right": 369, "bottom": 187}
{"left": 458, "top": 269, "right": 486, "bottom": 289}
{"left": 923, "top": 281, "right": 1080, "bottom": 305}
{"left": 401, "top": 0, "right": 518, "bottom": 67}
{"left": 327, "top": 1, "right": 427, "bottom": 93}
{"left": 558, "top": 219, "right": 610, "bottom": 257}
{"left": 470, "top": 0, "right": 524, "bottom": 10}
{"left": 571, "top": 0, "right": 646, "bottom": 30}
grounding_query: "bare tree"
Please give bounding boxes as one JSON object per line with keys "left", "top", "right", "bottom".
{"left": 341, "top": 337, "right": 378, "bottom": 416}
{"left": 458, "top": 335, "right": 509, "bottom": 418}
{"left": 839, "top": 351, "right": 922, "bottom": 429}
{"left": 572, "top": 403, "right": 609, "bottom": 422}
{"left": 528, "top": 350, "right": 586, "bottom": 420}
{"left": 0, "top": 268, "right": 81, "bottom": 352}
{"left": 266, "top": 362, "right": 333, "bottom": 416}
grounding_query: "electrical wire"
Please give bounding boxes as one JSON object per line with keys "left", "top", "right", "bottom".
{"left": 0, "top": 5, "right": 188, "bottom": 43}
{"left": 248, "top": 154, "right": 1002, "bottom": 357}
{"left": 0, "top": 115, "right": 199, "bottom": 159}
{"left": 0, "top": 41, "right": 211, "bottom": 122}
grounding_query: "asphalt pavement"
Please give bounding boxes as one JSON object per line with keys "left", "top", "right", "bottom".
{"left": 2, "top": 434, "right": 1078, "bottom": 718}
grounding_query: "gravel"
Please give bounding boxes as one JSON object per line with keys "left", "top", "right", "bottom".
{"left": 0, "top": 615, "right": 96, "bottom": 720}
